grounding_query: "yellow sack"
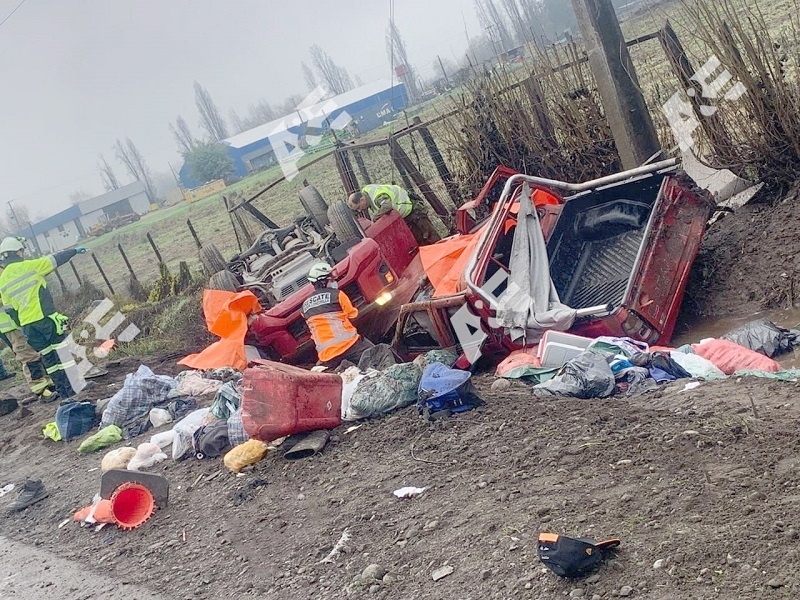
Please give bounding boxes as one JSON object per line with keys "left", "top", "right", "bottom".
{"left": 223, "top": 439, "right": 270, "bottom": 473}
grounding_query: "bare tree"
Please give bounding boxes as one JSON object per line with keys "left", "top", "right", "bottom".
{"left": 114, "top": 138, "right": 157, "bottom": 203}
{"left": 277, "top": 94, "right": 307, "bottom": 118}
{"left": 170, "top": 114, "right": 198, "bottom": 155}
{"left": 498, "top": 0, "right": 532, "bottom": 45}
{"left": 385, "top": 21, "right": 419, "bottom": 100}
{"left": 475, "top": 0, "right": 514, "bottom": 53}
{"left": 69, "top": 190, "right": 93, "bottom": 206}
{"left": 194, "top": 81, "right": 229, "bottom": 142}
{"left": 309, "top": 45, "right": 354, "bottom": 95}
{"left": 98, "top": 154, "right": 121, "bottom": 192}
{"left": 302, "top": 61, "right": 317, "bottom": 92}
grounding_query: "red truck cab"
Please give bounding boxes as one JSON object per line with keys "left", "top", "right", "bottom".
{"left": 248, "top": 210, "right": 424, "bottom": 363}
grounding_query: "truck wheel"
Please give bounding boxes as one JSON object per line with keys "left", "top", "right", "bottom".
{"left": 207, "top": 270, "right": 240, "bottom": 292}
{"left": 299, "top": 185, "right": 329, "bottom": 229}
{"left": 328, "top": 201, "right": 364, "bottom": 243}
{"left": 200, "top": 243, "right": 227, "bottom": 275}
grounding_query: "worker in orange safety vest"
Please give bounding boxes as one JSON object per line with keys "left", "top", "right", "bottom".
{"left": 300, "top": 263, "right": 374, "bottom": 369}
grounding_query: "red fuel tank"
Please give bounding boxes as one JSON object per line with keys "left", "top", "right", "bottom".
{"left": 241, "top": 360, "right": 342, "bottom": 442}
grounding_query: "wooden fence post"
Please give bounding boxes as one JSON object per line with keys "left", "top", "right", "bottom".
{"left": 91, "top": 254, "right": 115, "bottom": 295}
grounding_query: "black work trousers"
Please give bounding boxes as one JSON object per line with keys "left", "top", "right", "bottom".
{"left": 22, "top": 317, "right": 76, "bottom": 399}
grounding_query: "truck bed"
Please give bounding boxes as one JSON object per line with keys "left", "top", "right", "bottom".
{"left": 548, "top": 175, "right": 665, "bottom": 310}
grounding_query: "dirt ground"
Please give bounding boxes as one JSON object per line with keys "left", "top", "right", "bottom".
{"left": 0, "top": 357, "right": 799, "bottom": 600}
{"left": 683, "top": 184, "right": 800, "bottom": 319}
{"left": 2, "top": 193, "right": 800, "bottom": 599}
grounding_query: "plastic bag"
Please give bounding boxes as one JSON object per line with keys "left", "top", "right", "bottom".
{"left": 721, "top": 318, "right": 800, "bottom": 358}
{"left": 149, "top": 408, "right": 173, "bottom": 428}
{"left": 340, "top": 366, "right": 372, "bottom": 422}
{"left": 101, "top": 447, "right": 137, "bottom": 472}
{"left": 534, "top": 352, "right": 616, "bottom": 399}
{"left": 349, "top": 363, "right": 423, "bottom": 418}
{"left": 223, "top": 439, "right": 270, "bottom": 473}
{"left": 171, "top": 408, "right": 210, "bottom": 460}
{"left": 128, "top": 442, "right": 168, "bottom": 471}
{"left": 693, "top": 339, "right": 780, "bottom": 375}
{"left": 78, "top": 425, "right": 123, "bottom": 454}
{"left": 150, "top": 430, "right": 176, "bottom": 450}
{"left": 669, "top": 351, "right": 726, "bottom": 380}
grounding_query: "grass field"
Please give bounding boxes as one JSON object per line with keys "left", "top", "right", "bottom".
{"left": 51, "top": 0, "right": 798, "bottom": 304}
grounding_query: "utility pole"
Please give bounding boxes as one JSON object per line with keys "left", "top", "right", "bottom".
{"left": 571, "top": 0, "right": 661, "bottom": 169}
{"left": 6, "top": 200, "right": 21, "bottom": 232}
{"left": 437, "top": 55, "right": 451, "bottom": 85}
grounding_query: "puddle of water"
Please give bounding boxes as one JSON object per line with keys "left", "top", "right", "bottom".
{"left": 672, "top": 307, "right": 800, "bottom": 369}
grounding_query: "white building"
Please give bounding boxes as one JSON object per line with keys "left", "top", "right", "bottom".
{"left": 24, "top": 181, "right": 151, "bottom": 253}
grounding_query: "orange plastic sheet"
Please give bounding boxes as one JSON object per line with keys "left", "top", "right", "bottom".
{"left": 420, "top": 229, "right": 484, "bottom": 298}
{"left": 179, "top": 290, "right": 262, "bottom": 371}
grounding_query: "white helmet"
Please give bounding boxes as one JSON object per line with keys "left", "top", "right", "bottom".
{"left": 308, "top": 262, "right": 333, "bottom": 283}
{"left": 0, "top": 237, "right": 24, "bottom": 255}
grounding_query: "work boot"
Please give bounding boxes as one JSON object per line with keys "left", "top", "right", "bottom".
{"left": 39, "top": 388, "right": 59, "bottom": 404}
{"left": 9, "top": 479, "right": 48, "bottom": 512}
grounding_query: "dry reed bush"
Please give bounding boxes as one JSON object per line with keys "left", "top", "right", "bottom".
{"left": 682, "top": 0, "right": 800, "bottom": 183}
{"left": 439, "top": 46, "right": 623, "bottom": 198}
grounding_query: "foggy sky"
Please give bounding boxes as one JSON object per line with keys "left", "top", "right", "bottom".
{"left": 0, "top": 0, "right": 482, "bottom": 220}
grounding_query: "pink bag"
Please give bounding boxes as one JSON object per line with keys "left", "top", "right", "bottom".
{"left": 692, "top": 339, "right": 780, "bottom": 375}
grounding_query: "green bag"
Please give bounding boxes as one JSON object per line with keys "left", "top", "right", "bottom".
{"left": 78, "top": 425, "right": 123, "bottom": 454}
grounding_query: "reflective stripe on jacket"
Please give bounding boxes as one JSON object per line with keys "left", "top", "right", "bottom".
{"left": 0, "top": 306, "right": 18, "bottom": 334}
{"left": 0, "top": 256, "right": 57, "bottom": 326}
{"left": 301, "top": 287, "right": 359, "bottom": 363}
{"left": 362, "top": 184, "right": 414, "bottom": 218}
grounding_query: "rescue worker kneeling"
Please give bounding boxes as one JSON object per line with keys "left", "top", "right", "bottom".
{"left": 301, "top": 263, "right": 374, "bottom": 369}
{"left": 346, "top": 184, "right": 441, "bottom": 246}
{"left": 0, "top": 237, "right": 87, "bottom": 400}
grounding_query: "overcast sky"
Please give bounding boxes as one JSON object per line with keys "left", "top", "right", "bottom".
{"left": 0, "top": 0, "right": 483, "bottom": 220}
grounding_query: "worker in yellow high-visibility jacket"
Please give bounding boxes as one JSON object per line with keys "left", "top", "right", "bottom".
{"left": 0, "top": 237, "right": 87, "bottom": 401}
{"left": 346, "top": 184, "right": 441, "bottom": 245}
{"left": 0, "top": 304, "right": 56, "bottom": 402}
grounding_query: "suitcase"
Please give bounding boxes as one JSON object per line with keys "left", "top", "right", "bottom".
{"left": 241, "top": 359, "right": 342, "bottom": 442}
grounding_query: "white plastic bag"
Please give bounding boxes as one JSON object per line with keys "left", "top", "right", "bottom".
{"left": 128, "top": 442, "right": 168, "bottom": 471}
{"left": 149, "top": 408, "right": 173, "bottom": 428}
{"left": 172, "top": 408, "right": 210, "bottom": 460}
{"left": 340, "top": 367, "right": 373, "bottom": 422}
{"left": 670, "top": 351, "right": 727, "bottom": 380}
{"left": 150, "top": 430, "right": 176, "bottom": 450}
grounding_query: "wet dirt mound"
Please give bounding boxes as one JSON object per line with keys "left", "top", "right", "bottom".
{"left": 0, "top": 370, "right": 799, "bottom": 599}
{"left": 683, "top": 185, "right": 800, "bottom": 319}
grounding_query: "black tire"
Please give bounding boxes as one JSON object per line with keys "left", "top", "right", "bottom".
{"left": 207, "top": 270, "right": 240, "bottom": 292}
{"left": 327, "top": 201, "right": 364, "bottom": 243}
{"left": 200, "top": 243, "right": 227, "bottom": 275}
{"left": 299, "top": 185, "right": 329, "bottom": 229}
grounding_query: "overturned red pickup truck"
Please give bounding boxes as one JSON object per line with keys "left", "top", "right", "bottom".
{"left": 393, "top": 159, "right": 714, "bottom": 363}
{"left": 212, "top": 159, "right": 713, "bottom": 365}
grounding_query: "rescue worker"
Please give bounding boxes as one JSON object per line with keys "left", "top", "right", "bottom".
{"left": 300, "top": 262, "right": 374, "bottom": 369}
{"left": 0, "top": 305, "right": 56, "bottom": 402}
{"left": 346, "top": 184, "right": 441, "bottom": 245}
{"left": 0, "top": 237, "right": 87, "bottom": 400}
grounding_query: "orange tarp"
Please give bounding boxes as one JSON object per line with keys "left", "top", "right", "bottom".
{"left": 179, "top": 290, "right": 262, "bottom": 371}
{"left": 419, "top": 228, "right": 484, "bottom": 298}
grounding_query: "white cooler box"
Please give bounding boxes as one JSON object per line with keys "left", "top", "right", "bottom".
{"left": 538, "top": 331, "right": 594, "bottom": 368}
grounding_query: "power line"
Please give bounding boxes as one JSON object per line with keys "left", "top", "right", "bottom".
{"left": 0, "top": 0, "right": 29, "bottom": 29}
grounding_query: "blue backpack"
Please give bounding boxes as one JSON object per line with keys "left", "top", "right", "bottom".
{"left": 55, "top": 401, "right": 97, "bottom": 441}
{"left": 417, "top": 363, "right": 483, "bottom": 419}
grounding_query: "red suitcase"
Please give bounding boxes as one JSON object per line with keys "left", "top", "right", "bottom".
{"left": 241, "top": 359, "right": 342, "bottom": 442}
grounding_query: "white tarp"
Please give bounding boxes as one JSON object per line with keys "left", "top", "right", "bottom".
{"left": 495, "top": 183, "right": 577, "bottom": 344}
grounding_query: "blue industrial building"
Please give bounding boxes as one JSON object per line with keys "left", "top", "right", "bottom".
{"left": 180, "top": 80, "right": 408, "bottom": 188}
